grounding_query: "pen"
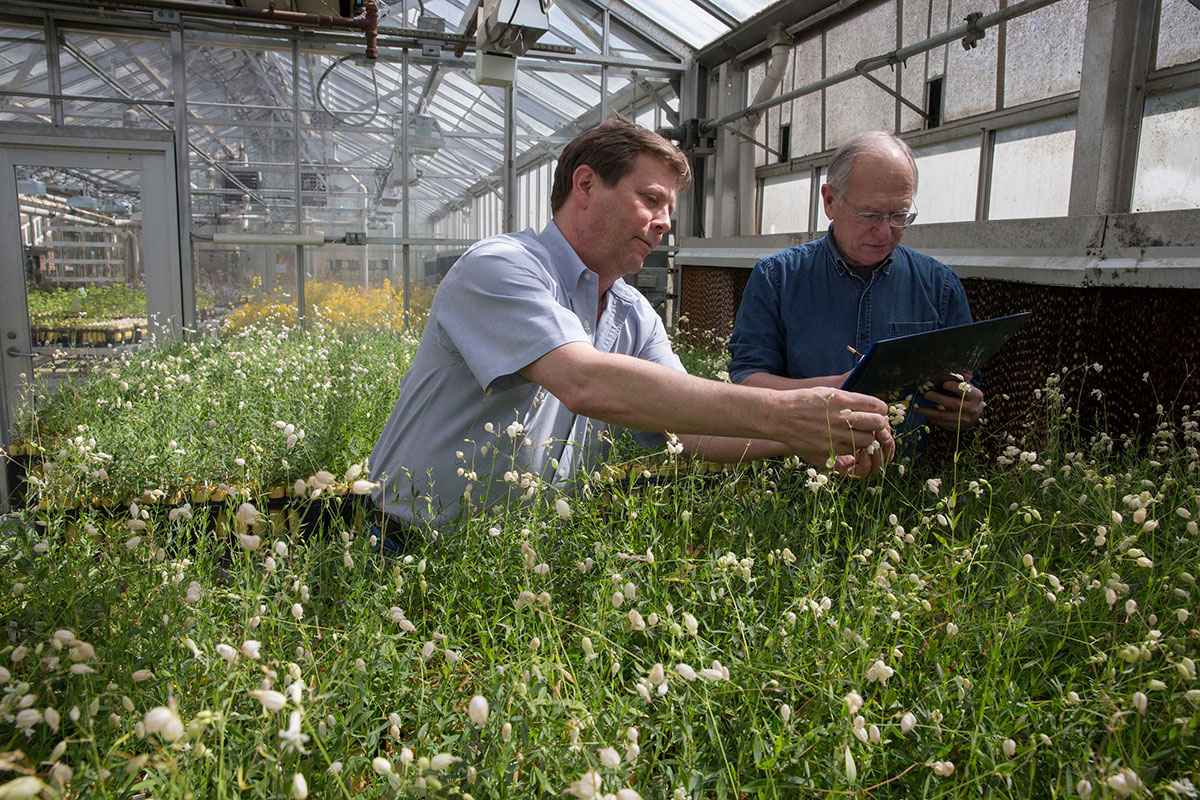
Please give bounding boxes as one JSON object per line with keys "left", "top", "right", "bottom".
{"left": 846, "top": 345, "right": 865, "bottom": 360}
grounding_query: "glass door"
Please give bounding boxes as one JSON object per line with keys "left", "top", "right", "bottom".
{"left": 14, "top": 162, "right": 146, "bottom": 397}
{"left": 0, "top": 134, "right": 181, "bottom": 506}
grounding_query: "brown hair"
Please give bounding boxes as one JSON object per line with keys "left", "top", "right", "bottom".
{"left": 550, "top": 117, "right": 691, "bottom": 214}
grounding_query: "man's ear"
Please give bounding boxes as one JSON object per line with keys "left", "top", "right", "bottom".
{"left": 571, "top": 164, "right": 597, "bottom": 210}
{"left": 820, "top": 183, "right": 835, "bottom": 217}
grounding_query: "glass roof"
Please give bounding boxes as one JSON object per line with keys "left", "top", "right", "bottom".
{"left": 0, "top": 0, "right": 778, "bottom": 229}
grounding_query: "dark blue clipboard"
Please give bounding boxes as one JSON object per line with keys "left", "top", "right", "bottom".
{"left": 839, "top": 312, "right": 1032, "bottom": 400}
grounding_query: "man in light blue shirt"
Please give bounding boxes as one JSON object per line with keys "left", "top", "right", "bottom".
{"left": 728, "top": 131, "right": 984, "bottom": 442}
{"left": 369, "top": 120, "right": 896, "bottom": 540}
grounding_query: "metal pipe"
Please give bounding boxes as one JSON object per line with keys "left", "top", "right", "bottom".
{"left": 503, "top": 83, "right": 516, "bottom": 233}
{"left": 292, "top": 38, "right": 306, "bottom": 328}
{"left": 401, "top": 46, "right": 411, "bottom": 325}
{"left": 739, "top": 36, "right": 789, "bottom": 235}
{"left": 44, "top": 14, "right": 63, "bottom": 126}
{"left": 0, "top": 89, "right": 173, "bottom": 106}
{"left": 172, "top": 24, "right": 195, "bottom": 333}
{"left": 213, "top": 232, "right": 325, "bottom": 246}
{"left": 705, "top": 0, "right": 1064, "bottom": 133}
{"left": 47, "top": 0, "right": 372, "bottom": 33}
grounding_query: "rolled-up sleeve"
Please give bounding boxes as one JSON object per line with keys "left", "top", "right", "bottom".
{"left": 728, "top": 258, "right": 787, "bottom": 383}
{"left": 436, "top": 240, "right": 590, "bottom": 392}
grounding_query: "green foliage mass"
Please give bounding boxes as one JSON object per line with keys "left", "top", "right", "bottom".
{"left": 1, "top": 323, "right": 1198, "bottom": 798}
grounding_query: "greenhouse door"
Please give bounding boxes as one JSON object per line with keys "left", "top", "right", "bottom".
{"left": 0, "top": 129, "right": 182, "bottom": 506}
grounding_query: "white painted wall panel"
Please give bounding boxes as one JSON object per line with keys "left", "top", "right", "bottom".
{"left": 1132, "top": 87, "right": 1200, "bottom": 212}
{"left": 791, "top": 34, "right": 824, "bottom": 158}
{"left": 900, "top": 0, "right": 932, "bottom": 132}
{"left": 913, "top": 137, "right": 979, "bottom": 223}
{"left": 945, "top": 0, "right": 999, "bottom": 121}
{"left": 825, "top": 3, "right": 896, "bottom": 149}
{"left": 1003, "top": 0, "right": 1086, "bottom": 107}
{"left": 988, "top": 115, "right": 1075, "bottom": 219}
{"left": 760, "top": 172, "right": 811, "bottom": 234}
{"left": 1156, "top": 0, "right": 1200, "bottom": 70}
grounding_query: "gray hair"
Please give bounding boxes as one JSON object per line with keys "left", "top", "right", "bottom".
{"left": 826, "top": 131, "right": 918, "bottom": 196}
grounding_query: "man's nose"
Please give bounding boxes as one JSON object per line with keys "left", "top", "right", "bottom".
{"left": 652, "top": 209, "right": 672, "bottom": 234}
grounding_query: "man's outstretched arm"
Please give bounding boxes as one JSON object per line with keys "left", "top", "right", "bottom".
{"left": 520, "top": 342, "right": 893, "bottom": 474}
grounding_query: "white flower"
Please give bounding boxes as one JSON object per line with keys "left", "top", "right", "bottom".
{"left": 327, "top": 762, "right": 343, "bottom": 775}
{"left": 350, "top": 479, "right": 378, "bottom": 495}
{"left": 567, "top": 770, "right": 602, "bottom": 800}
{"left": 249, "top": 689, "right": 287, "bottom": 711}
{"left": 555, "top": 498, "right": 571, "bottom": 519}
{"left": 372, "top": 757, "right": 393, "bottom": 775}
{"left": 698, "top": 660, "right": 728, "bottom": 681}
{"left": 675, "top": 663, "right": 698, "bottom": 682}
{"left": 864, "top": 659, "right": 894, "bottom": 685}
{"left": 946, "top": 622, "right": 959, "bottom": 636}
{"left": 0, "top": 777, "right": 47, "bottom": 799}
{"left": 1105, "top": 768, "right": 1143, "bottom": 797}
{"left": 932, "top": 760, "right": 955, "bottom": 777}
{"left": 143, "top": 706, "right": 184, "bottom": 742}
{"left": 1132, "top": 691, "right": 1147, "bottom": 714}
{"left": 428, "top": 753, "right": 461, "bottom": 772}
{"left": 1002, "top": 738, "right": 1016, "bottom": 758}
{"left": 132, "top": 668, "right": 154, "bottom": 683}
{"left": 598, "top": 746, "right": 621, "bottom": 769}
{"left": 215, "top": 643, "right": 237, "bottom": 663}
{"left": 292, "top": 772, "right": 308, "bottom": 800}
{"left": 15, "top": 708, "right": 41, "bottom": 736}
{"left": 238, "top": 533, "right": 262, "bottom": 552}
{"left": 468, "top": 695, "right": 489, "bottom": 726}
{"left": 627, "top": 609, "right": 646, "bottom": 631}
{"left": 1076, "top": 778, "right": 1093, "bottom": 797}
{"left": 291, "top": 603, "right": 304, "bottom": 621}
{"left": 241, "top": 640, "right": 262, "bottom": 660}
{"left": 278, "top": 711, "right": 310, "bottom": 754}
{"left": 235, "top": 502, "right": 261, "bottom": 527}
{"left": 845, "top": 691, "right": 864, "bottom": 716}
{"left": 309, "top": 471, "right": 336, "bottom": 490}
{"left": 167, "top": 503, "right": 194, "bottom": 522}
{"left": 615, "top": 789, "right": 642, "bottom": 800}
{"left": 683, "top": 613, "right": 698, "bottom": 636}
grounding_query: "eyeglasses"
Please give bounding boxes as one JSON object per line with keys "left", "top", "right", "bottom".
{"left": 841, "top": 197, "right": 918, "bottom": 228}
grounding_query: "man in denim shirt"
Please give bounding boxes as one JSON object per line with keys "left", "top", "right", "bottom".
{"left": 728, "top": 131, "right": 984, "bottom": 442}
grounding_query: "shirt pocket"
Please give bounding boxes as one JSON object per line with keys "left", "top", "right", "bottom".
{"left": 888, "top": 320, "right": 937, "bottom": 336}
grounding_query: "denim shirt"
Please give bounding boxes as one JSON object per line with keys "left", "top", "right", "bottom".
{"left": 728, "top": 229, "right": 974, "bottom": 437}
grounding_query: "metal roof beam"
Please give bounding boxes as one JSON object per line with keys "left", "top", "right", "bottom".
{"left": 696, "top": 0, "right": 856, "bottom": 68}
{"left": 565, "top": 0, "right": 693, "bottom": 60}
{"left": 687, "top": 0, "right": 738, "bottom": 30}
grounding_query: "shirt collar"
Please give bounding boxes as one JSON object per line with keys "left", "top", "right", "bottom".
{"left": 536, "top": 219, "right": 636, "bottom": 306}
{"left": 537, "top": 220, "right": 591, "bottom": 287}
{"left": 823, "top": 224, "right": 895, "bottom": 277}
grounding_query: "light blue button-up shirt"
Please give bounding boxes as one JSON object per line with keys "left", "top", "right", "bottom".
{"left": 370, "top": 221, "right": 684, "bottom": 529}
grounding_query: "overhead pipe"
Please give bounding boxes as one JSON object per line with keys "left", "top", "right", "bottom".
{"left": 47, "top": 0, "right": 379, "bottom": 57}
{"left": 704, "top": 0, "right": 1064, "bottom": 133}
{"left": 739, "top": 27, "right": 790, "bottom": 235}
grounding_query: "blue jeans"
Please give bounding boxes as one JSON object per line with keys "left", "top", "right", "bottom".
{"left": 364, "top": 522, "right": 409, "bottom": 558}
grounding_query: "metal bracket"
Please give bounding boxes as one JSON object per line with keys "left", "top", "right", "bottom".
{"left": 345, "top": 231, "right": 368, "bottom": 246}
{"left": 722, "top": 124, "right": 786, "bottom": 162}
{"left": 152, "top": 9, "right": 182, "bottom": 25}
{"left": 961, "top": 12, "right": 985, "bottom": 50}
